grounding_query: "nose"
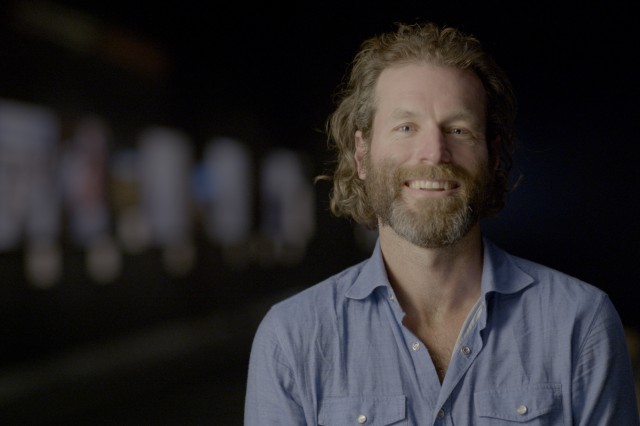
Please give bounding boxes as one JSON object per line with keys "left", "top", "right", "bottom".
{"left": 415, "top": 128, "right": 451, "bottom": 165}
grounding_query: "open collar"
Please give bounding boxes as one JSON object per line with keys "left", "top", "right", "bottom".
{"left": 345, "top": 236, "right": 535, "bottom": 301}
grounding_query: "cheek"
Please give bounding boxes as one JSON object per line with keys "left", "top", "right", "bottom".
{"left": 369, "top": 142, "right": 410, "bottom": 166}
{"left": 452, "top": 144, "right": 488, "bottom": 169}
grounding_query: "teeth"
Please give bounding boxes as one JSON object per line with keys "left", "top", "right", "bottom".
{"left": 408, "top": 180, "right": 455, "bottom": 190}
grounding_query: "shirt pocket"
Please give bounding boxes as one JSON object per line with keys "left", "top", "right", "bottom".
{"left": 474, "top": 383, "right": 563, "bottom": 424}
{"left": 318, "top": 395, "right": 407, "bottom": 426}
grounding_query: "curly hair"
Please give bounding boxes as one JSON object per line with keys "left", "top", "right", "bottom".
{"left": 317, "top": 22, "right": 518, "bottom": 228}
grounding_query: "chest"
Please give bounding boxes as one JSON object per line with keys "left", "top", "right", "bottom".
{"left": 310, "top": 299, "right": 568, "bottom": 425}
{"left": 407, "top": 317, "right": 466, "bottom": 381}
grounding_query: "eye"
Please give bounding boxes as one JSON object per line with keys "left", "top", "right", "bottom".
{"left": 446, "top": 126, "right": 482, "bottom": 145}
{"left": 448, "top": 127, "right": 468, "bottom": 136}
{"left": 395, "top": 124, "right": 415, "bottom": 133}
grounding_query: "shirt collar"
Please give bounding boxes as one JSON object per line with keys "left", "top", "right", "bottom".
{"left": 345, "top": 239, "right": 389, "bottom": 300}
{"left": 480, "top": 236, "right": 535, "bottom": 296}
{"left": 345, "top": 236, "right": 535, "bottom": 301}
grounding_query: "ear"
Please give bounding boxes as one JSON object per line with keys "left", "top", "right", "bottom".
{"left": 354, "top": 130, "right": 367, "bottom": 179}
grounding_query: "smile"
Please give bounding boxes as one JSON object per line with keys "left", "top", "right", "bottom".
{"left": 406, "top": 179, "right": 459, "bottom": 191}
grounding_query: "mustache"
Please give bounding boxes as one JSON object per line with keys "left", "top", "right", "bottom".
{"left": 390, "top": 163, "right": 473, "bottom": 182}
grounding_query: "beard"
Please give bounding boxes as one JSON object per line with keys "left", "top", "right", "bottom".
{"left": 364, "top": 157, "right": 492, "bottom": 249}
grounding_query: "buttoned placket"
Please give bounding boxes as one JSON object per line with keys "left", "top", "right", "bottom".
{"left": 384, "top": 286, "right": 443, "bottom": 422}
{"left": 432, "top": 326, "right": 485, "bottom": 424}
{"left": 389, "top": 288, "right": 446, "bottom": 416}
{"left": 385, "top": 286, "right": 487, "bottom": 425}
{"left": 421, "top": 334, "right": 482, "bottom": 425}
{"left": 434, "top": 400, "right": 451, "bottom": 424}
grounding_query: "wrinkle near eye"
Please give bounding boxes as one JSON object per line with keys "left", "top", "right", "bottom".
{"left": 445, "top": 127, "right": 482, "bottom": 145}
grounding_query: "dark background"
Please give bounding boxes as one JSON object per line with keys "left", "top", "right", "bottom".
{"left": 1, "top": 1, "right": 639, "bottom": 424}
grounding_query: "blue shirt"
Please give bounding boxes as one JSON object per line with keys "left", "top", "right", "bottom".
{"left": 245, "top": 238, "right": 639, "bottom": 425}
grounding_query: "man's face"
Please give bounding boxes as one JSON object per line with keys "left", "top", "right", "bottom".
{"left": 354, "top": 63, "right": 492, "bottom": 248}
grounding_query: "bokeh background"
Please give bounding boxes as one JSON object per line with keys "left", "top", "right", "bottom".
{"left": 1, "top": 1, "right": 639, "bottom": 424}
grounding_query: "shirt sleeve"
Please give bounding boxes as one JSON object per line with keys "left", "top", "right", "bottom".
{"left": 244, "top": 308, "right": 307, "bottom": 426}
{"left": 572, "top": 294, "right": 640, "bottom": 425}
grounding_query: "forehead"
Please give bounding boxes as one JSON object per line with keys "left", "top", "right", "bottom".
{"left": 374, "top": 63, "right": 487, "bottom": 118}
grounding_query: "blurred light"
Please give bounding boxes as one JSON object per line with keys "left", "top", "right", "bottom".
{"left": 61, "top": 116, "right": 110, "bottom": 248}
{"left": 138, "top": 126, "right": 193, "bottom": 245}
{"left": 202, "top": 137, "right": 253, "bottom": 248}
{"left": 162, "top": 240, "right": 196, "bottom": 278}
{"left": 259, "top": 149, "right": 315, "bottom": 266}
{"left": 111, "top": 149, "right": 150, "bottom": 255}
{"left": 138, "top": 126, "right": 195, "bottom": 275}
{"left": 0, "top": 98, "right": 61, "bottom": 251}
{"left": 25, "top": 240, "right": 62, "bottom": 288}
{"left": 86, "top": 234, "right": 121, "bottom": 284}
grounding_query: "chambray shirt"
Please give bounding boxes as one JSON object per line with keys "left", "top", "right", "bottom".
{"left": 245, "top": 238, "right": 639, "bottom": 425}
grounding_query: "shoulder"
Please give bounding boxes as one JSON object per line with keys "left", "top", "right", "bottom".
{"left": 484, "top": 237, "right": 607, "bottom": 302}
{"left": 507, "top": 251, "right": 606, "bottom": 300}
{"left": 495, "top": 247, "right": 621, "bottom": 331}
{"left": 486, "top": 244, "right": 630, "bottom": 357}
{"left": 483, "top": 238, "right": 618, "bottom": 326}
{"left": 255, "top": 258, "right": 368, "bottom": 339}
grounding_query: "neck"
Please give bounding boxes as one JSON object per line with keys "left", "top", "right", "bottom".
{"left": 378, "top": 223, "right": 484, "bottom": 322}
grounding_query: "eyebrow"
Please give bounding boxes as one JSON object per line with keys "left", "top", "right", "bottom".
{"left": 389, "top": 108, "right": 484, "bottom": 125}
{"left": 389, "top": 108, "right": 418, "bottom": 120}
{"left": 444, "top": 110, "right": 483, "bottom": 124}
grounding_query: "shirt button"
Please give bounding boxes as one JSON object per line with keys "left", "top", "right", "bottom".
{"left": 389, "top": 294, "right": 396, "bottom": 301}
{"left": 357, "top": 414, "right": 367, "bottom": 423}
{"left": 516, "top": 405, "right": 528, "bottom": 415}
{"left": 460, "top": 346, "right": 472, "bottom": 356}
{"left": 411, "top": 342, "right": 420, "bottom": 351}
{"left": 437, "top": 409, "right": 445, "bottom": 418}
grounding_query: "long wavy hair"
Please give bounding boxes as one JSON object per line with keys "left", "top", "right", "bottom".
{"left": 317, "top": 22, "right": 518, "bottom": 228}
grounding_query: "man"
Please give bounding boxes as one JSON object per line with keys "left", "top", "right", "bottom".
{"left": 244, "top": 22, "right": 639, "bottom": 425}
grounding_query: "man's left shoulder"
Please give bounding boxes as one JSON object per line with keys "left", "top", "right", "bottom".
{"left": 506, "top": 250, "right": 607, "bottom": 301}
{"left": 493, "top": 247, "right": 624, "bottom": 334}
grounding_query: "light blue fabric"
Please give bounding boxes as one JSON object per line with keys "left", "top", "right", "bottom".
{"left": 245, "top": 237, "right": 639, "bottom": 425}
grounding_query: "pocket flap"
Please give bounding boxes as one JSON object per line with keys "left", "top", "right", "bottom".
{"left": 474, "top": 383, "right": 561, "bottom": 422}
{"left": 319, "top": 395, "right": 406, "bottom": 425}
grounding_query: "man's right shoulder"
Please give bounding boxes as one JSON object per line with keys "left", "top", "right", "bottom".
{"left": 264, "top": 258, "right": 369, "bottom": 324}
